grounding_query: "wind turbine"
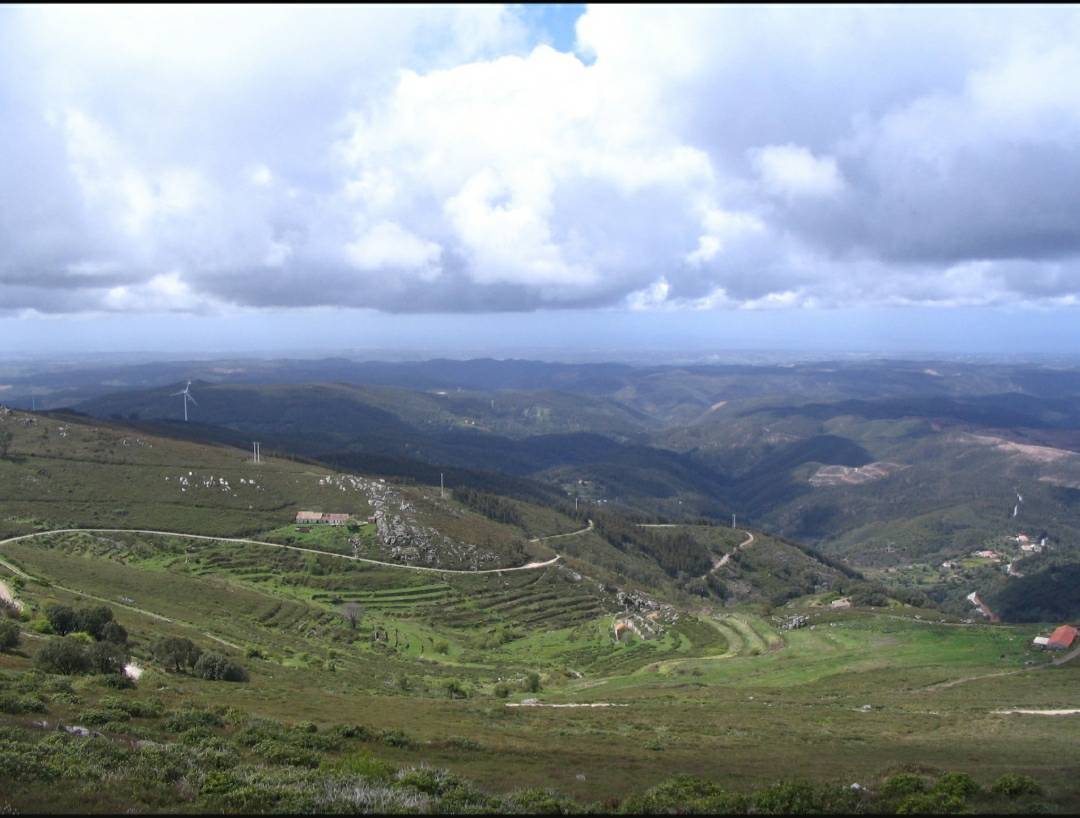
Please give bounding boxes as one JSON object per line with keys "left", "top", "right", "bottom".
{"left": 171, "top": 381, "right": 198, "bottom": 422}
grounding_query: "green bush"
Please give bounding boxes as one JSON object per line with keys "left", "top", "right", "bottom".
{"left": 331, "top": 723, "right": 373, "bottom": 741}
{"left": 34, "top": 637, "right": 91, "bottom": 675}
{"left": 895, "top": 792, "right": 966, "bottom": 814}
{"left": 932, "top": 772, "right": 979, "bottom": 800}
{"left": 0, "top": 693, "right": 47, "bottom": 715}
{"left": 28, "top": 619, "right": 54, "bottom": 635}
{"left": 881, "top": 773, "right": 930, "bottom": 798}
{"left": 991, "top": 773, "right": 1042, "bottom": 798}
{"left": 751, "top": 781, "right": 861, "bottom": 814}
{"left": 163, "top": 708, "right": 224, "bottom": 732}
{"left": 0, "top": 620, "right": 20, "bottom": 651}
{"left": 327, "top": 749, "right": 396, "bottom": 781}
{"left": 443, "top": 679, "right": 469, "bottom": 699}
{"left": 99, "top": 695, "right": 164, "bottom": 719}
{"left": 620, "top": 774, "right": 749, "bottom": 814}
{"left": 77, "top": 706, "right": 131, "bottom": 726}
{"left": 507, "top": 787, "right": 581, "bottom": 814}
{"left": 378, "top": 728, "right": 414, "bottom": 748}
{"left": 252, "top": 739, "right": 320, "bottom": 768}
{"left": 523, "top": 672, "right": 542, "bottom": 693}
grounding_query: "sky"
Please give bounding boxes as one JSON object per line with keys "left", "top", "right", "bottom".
{"left": 3, "top": 4, "right": 1080, "bottom": 358}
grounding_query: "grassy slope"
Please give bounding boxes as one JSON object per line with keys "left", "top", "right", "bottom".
{"left": 2, "top": 407, "right": 1079, "bottom": 809}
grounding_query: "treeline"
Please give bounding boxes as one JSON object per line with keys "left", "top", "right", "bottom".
{"left": 587, "top": 510, "right": 713, "bottom": 578}
{"left": 28, "top": 604, "right": 248, "bottom": 683}
{"left": 988, "top": 561, "right": 1080, "bottom": 623}
{"left": 451, "top": 487, "right": 523, "bottom": 528}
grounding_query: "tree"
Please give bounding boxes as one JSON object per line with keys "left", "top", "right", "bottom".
{"left": 45, "top": 604, "right": 78, "bottom": 636}
{"left": 151, "top": 636, "right": 202, "bottom": 673}
{"left": 0, "top": 428, "right": 12, "bottom": 460}
{"left": 74, "top": 606, "right": 115, "bottom": 640}
{"left": 100, "top": 621, "right": 128, "bottom": 645}
{"left": 0, "top": 620, "right": 20, "bottom": 652}
{"left": 34, "top": 638, "right": 91, "bottom": 675}
{"left": 87, "top": 641, "right": 128, "bottom": 675}
{"left": 522, "top": 672, "right": 542, "bottom": 693}
{"left": 339, "top": 602, "right": 364, "bottom": 630}
{"left": 192, "top": 652, "right": 248, "bottom": 682}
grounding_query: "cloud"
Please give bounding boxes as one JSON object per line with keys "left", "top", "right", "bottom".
{"left": 3, "top": 5, "right": 1080, "bottom": 316}
{"left": 750, "top": 145, "right": 844, "bottom": 200}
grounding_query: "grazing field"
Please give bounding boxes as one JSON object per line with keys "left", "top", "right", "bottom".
{"left": 2, "top": 408, "right": 1079, "bottom": 812}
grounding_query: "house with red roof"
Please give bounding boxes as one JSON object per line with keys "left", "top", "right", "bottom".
{"left": 1047, "top": 625, "right": 1078, "bottom": 651}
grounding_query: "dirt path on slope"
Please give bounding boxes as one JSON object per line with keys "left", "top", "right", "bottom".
{"left": 0, "top": 528, "right": 561, "bottom": 575}
{"left": 529, "top": 519, "right": 593, "bottom": 544}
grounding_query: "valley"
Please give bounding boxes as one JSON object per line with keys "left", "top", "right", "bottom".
{"left": 1, "top": 394, "right": 1078, "bottom": 812}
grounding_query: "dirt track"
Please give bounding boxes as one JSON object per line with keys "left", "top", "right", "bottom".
{"left": 0, "top": 527, "right": 562, "bottom": 575}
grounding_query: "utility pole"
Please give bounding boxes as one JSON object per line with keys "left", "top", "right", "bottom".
{"left": 440, "top": 472, "right": 444, "bottom": 499}
{"left": 575, "top": 496, "right": 579, "bottom": 511}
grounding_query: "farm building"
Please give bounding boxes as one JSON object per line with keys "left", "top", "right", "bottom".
{"left": 294, "top": 511, "right": 351, "bottom": 525}
{"left": 1047, "top": 625, "right": 1078, "bottom": 651}
{"left": 1033, "top": 636, "right": 1050, "bottom": 648}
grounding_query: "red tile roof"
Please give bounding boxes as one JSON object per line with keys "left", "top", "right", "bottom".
{"left": 1049, "top": 625, "right": 1078, "bottom": 648}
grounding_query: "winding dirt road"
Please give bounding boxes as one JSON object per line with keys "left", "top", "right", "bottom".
{"left": 0, "top": 527, "right": 567, "bottom": 575}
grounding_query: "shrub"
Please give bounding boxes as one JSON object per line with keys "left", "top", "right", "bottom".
{"left": 0, "top": 693, "right": 47, "bottom": 715}
{"left": 28, "top": 619, "right": 53, "bottom": 635}
{"left": 98, "top": 696, "right": 164, "bottom": 719}
{"left": 378, "top": 728, "right": 414, "bottom": 748}
{"left": 193, "top": 652, "right": 249, "bottom": 682}
{"left": 895, "top": 792, "right": 967, "bottom": 814}
{"left": 0, "top": 620, "right": 20, "bottom": 652}
{"left": 163, "top": 708, "right": 224, "bottom": 732}
{"left": 991, "top": 773, "right": 1042, "bottom": 798}
{"left": 523, "top": 672, "right": 542, "bottom": 693}
{"left": 443, "top": 679, "right": 469, "bottom": 699}
{"left": 881, "top": 773, "right": 930, "bottom": 798}
{"left": 620, "top": 774, "right": 749, "bottom": 815}
{"left": 34, "top": 637, "right": 91, "bottom": 675}
{"left": 252, "top": 739, "right": 320, "bottom": 768}
{"left": 507, "top": 787, "right": 581, "bottom": 814}
{"left": 329, "top": 750, "right": 396, "bottom": 781}
{"left": 493, "top": 683, "right": 511, "bottom": 699}
{"left": 331, "top": 723, "right": 373, "bottom": 741}
{"left": 77, "top": 706, "right": 131, "bottom": 726}
{"left": 933, "top": 772, "right": 980, "bottom": 800}
{"left": 751, "top": 781, "right": 860, "bottom": 814}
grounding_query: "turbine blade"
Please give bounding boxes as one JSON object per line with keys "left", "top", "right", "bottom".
{"left": 186, "top": 393, "right": 198, "bottom": 406}
{"left": 170, "top": 390, "right": 186, "bottom": 396}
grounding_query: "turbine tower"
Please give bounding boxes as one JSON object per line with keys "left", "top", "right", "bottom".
{"left": 171, "top": 381, "right": 198, "bottom": 422}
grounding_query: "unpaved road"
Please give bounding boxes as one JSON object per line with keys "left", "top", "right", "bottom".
{"left": 993, "top": 708, "right": 1080, "bottom": 716}
{"left": 0, "top": 528, "right": 561, "bottom": 575}
{"left": 529, "top": 519, "right": 593, "bottom": 543}
{"left": 715, "top": 531, "right": 755, "bottom": 571}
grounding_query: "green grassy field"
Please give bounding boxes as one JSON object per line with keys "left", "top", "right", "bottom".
{"left": 2, "top": 408, "right": 1079, "bottom": 812}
